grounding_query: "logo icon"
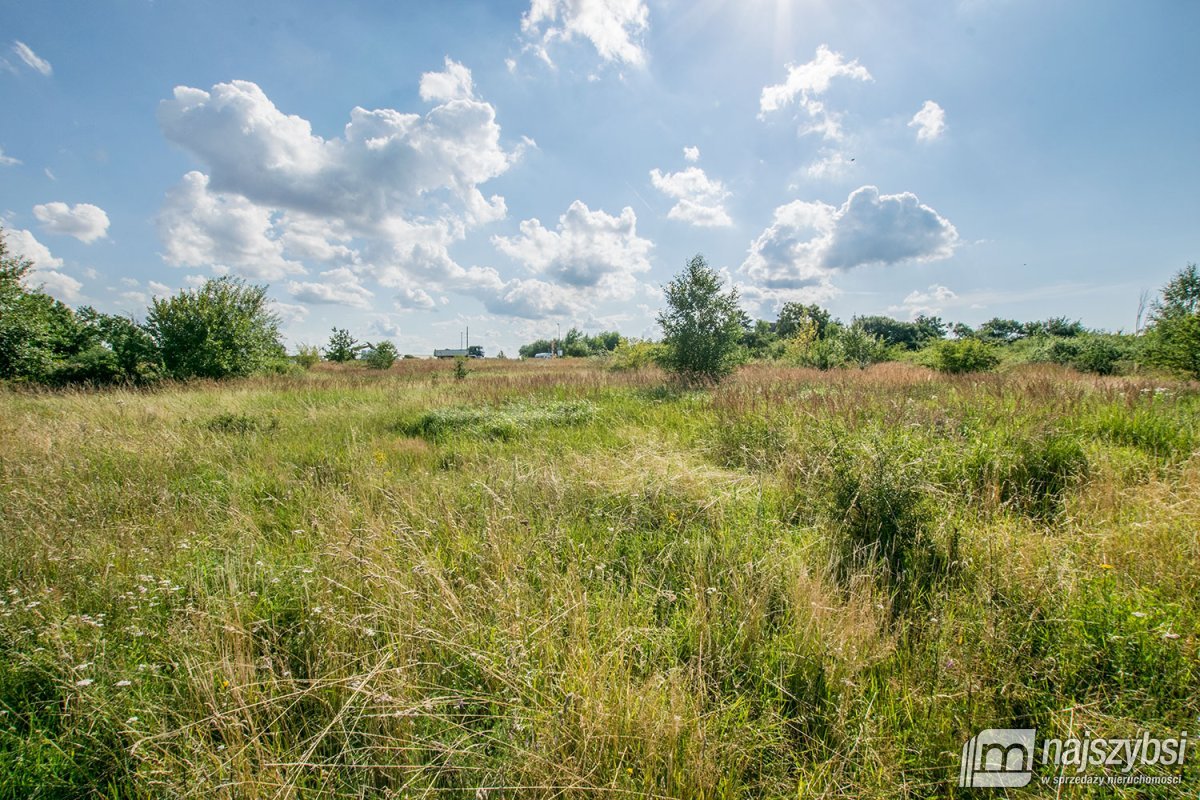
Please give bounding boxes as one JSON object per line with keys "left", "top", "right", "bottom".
{"left": 959, "top": 728, "right": 1037, "bottom": 788}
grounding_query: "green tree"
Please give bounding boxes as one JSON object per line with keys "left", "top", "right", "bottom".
{"left": 0, "top": 228, "right": 86, "bottom": 382}
{"left": 363, "top": 340, "right": 398, "bottom": 370}
{"left": 1146, "top": 263, "right": 1200, "bottom": 379}
{"left": 57, "top": 308, "right": 161, "bottom": 385}
{"left": 324, "top": 328, "right": 363, "bottom": 362}
{"left": 777, "top": 302, "right": 833, "bottom": 339}
{"left": 657, "top": 254, "right": 745, "bottom": 384}
{"left": 145, "top": 277, "right": 284, "bottom": 380}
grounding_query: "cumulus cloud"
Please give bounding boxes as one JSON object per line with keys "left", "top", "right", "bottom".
{"left": 158, "top": 171, "right": 304, "bottom": 281}
{"left": 269, "top": 300, "right": 310, "bottom": 325}
{"left": 419, "top": 57, "right": 474, "bottom": 102}
{"left": 0, "top": 146, "right": 19, "bottom": 166}
{"left": 909, "top": 100, "right": 946, "bottom": 141}
{"left": 287, "top": 266, "right": 374, "bottom": 308}
{"left": 32, "top": 201, "right": 111, "bottom": 243}
{"left": 759, "top": 45, "right": 871, "bottom": 141}
{"left": 11, "top": 41, "right": 52, "bottom": 76}
{"left": 682, "top": 145, "right": 700, "bottom": 162}
{"left": 6, "top": 227, "right": 62, "bottom": 270}
{"left": 893, "top": 284, "right": 957, "bottom": 317}
{"left": 649, "top": 166, "right": 732, "bottom": 227}
{"left": 493, "top": 200, "right": 652, "bottom": 293}
{"left": 155, "top": 71, "right": 530, "bottom": 318}
{"left": 4, "top": 228, "right": 83, "bottom": 302}
{"left": 740, "top": 185, "right": 958, "bottom": 297}
{"left": 521, "top": 0, "right": 649, "bottom": 67}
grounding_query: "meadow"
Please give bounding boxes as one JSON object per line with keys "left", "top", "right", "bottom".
{"left": 0, "top": 359, "right": 1197, "bottom": 798}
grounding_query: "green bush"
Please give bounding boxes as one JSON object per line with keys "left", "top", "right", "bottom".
{"left": 929, "top": 338, "right": 1000, "bottom": 374}
{"left": 364, "top": 340, "right": 398, "bottom": 370}
{"left": 818, "top": 429, "right": 935, "bottom": 582}
{"left": 951, "top": 430, "right": 1089, "bottom": 519}
{"left": 294, "top": 345, "right": 321, "bottom": 369}
{"left": 608, "top": 340, "right": 665, "bottom": 371}
{"left": 145, "top": 277, "right": 284, "bottom": 380}
{"left": 1072, "top": 336, "right": 1124, "bottom": 375}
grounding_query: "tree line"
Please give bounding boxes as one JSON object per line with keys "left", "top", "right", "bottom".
{"left": 3, "top": 226, "right": 1197, "bottom": 386}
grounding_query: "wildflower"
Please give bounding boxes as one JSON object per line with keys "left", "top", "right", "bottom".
{"left": 116, "top": 680, "right": 132, "bottom": 687}
{"left": 126, "top": 716, "right": 139, "bottom": 724}
{"left": 1132, "top": 611, "right": 1147, "bottom": 618}
{"left": 76, "top": 678, "right": 94, "bottom": 687}
{"left": 1100, "top": 564, "right": 1114, "bottom": 570}
{"left": 1162, "top": 632, "right": 1180, "bottom": 640}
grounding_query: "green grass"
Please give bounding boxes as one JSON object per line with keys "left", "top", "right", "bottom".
{"left": 0, "top": 360, "right": 1197, "bottom": 798}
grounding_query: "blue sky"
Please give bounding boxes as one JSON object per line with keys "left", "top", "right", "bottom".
{"left": 2, "top": 0, "right": 1197, "bottom": 356}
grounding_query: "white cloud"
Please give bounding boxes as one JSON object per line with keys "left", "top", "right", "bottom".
{"left": 682, "top": 146, "right": 700, "bottom": 162}
{"left": 909, "top": 100, "right": 946, "bottom": 141}
{"left": 32, "top": 201, "right": 111, "bottom": 243}
{"left": 0, "top": 146, "right": 19, "bottom": 166}
{"left": 11, "top": 41, "right": 52, "bottom": 76}
{"left": 892, "top": 284, "right": 957, "bottom": 317}
{"left": 419, "top": 57, "right": 474, "bottom": 102}
{"left": 759, "top": 45, "right": 871, "bottom": 141}
{"left": 287, "top": 267, "right": 374, "bottom": 309}
{"left": 6, "top": 227, "right": 62, "bottom": 270}
{"left": 492, "top": 200, "right": 652, "bottom": 293}
{"left": 148, "top": 280, "right": 172, "bottom": 295}
{"left": 805, "top": 150, "right": 854, "bottom": 180}
{"left": 649, "top": 166, "right": 732, "bottom": 227}
{"left": 521, "top": 0, "right": 649, "bottom": 67}
{"left": 741, "top": 185, "right": 958, "bottom": 298}
{"left": 156, "top": 74, "right": 531, "bottom": 315}
{"left": 269, "top": 300, "right": 310, "bottom": 325}
{"left": 823, "top": 186, "right": 958, "bottom": 270}
{"left": 6, "top": 227, "right": 85, "bottom": 303}
{"left": 158, "top": 171, "right": 305, "bottom": 281}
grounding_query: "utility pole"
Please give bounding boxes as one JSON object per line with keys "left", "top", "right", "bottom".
{"left": 556, "top": 322, "right": 561, "bottom": 357}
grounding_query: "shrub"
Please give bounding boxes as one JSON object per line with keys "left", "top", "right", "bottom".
{"left": 1072, "top": 336, "right": 1124, "bottom": 375}
{"left": 608, "top": 340, "right": 665, "bottom": 371}
{"left": 363, "top": 340, "right": 398, "bottom": 370}
{"left": 929, "top": 338, "right": 1000, "bottom": 373}
{"left": 145, "top": 277, "right": 284, "bottom": 380}
{"left": 951, "top": 430, "right": 1089, "bottom": 519}
{"left": 819, "top": 429, "right": 934, "bottom": 583}
{"left": 657, "top": 254, "right": 745, "bottom": 384}
{"left": 294, "top": 345, "right": 321, "bottom": 369}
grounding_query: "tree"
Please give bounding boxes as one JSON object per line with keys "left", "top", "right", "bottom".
{"left": 363, "top": 340, "right": 398, "bottom": 370}
{"left": 58, "top": 307, "right": 161, "bottom": 385}
{"left": 657, "top": 254, "right": 745, "bottom": 384}
{"left": 146, "top": 277, "right": 284, "bottom": 380}
{"left": 324, "top": 328, "right": 363, "bottom": 363}
{"left": 1146, "top": 263, "right": 1200, "bottom": 379}
{"left": 777, "top": 302, "right": 833, "bottom": 339}
{"left": 0, "top": 227, "right": 87, "bottom": 382}
{"left": 519, "top": 338, "right": 555, "bottom": 359}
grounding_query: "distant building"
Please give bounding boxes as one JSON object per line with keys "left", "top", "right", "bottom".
{"left": 434, "top": 345, "right": 484, "bottom": 359}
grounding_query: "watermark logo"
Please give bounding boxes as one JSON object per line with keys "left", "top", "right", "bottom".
{"left": 958, "top": 727, "right": 1189, "bottom": 789}
{"left": 959, "top": 728, "right": 1036, "bottom": 787}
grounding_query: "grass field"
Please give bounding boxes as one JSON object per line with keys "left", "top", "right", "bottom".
{"left": 1, "top": 360, "right": 1197, "bottom": 798}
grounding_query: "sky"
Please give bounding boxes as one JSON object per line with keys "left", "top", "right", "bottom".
{"left": 1, "top": 0, "right": 1197, "bottom": 356}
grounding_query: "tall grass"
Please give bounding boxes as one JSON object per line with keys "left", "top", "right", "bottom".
{"left": 0, "top": 360, "right": 1196, "bottom": 797}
